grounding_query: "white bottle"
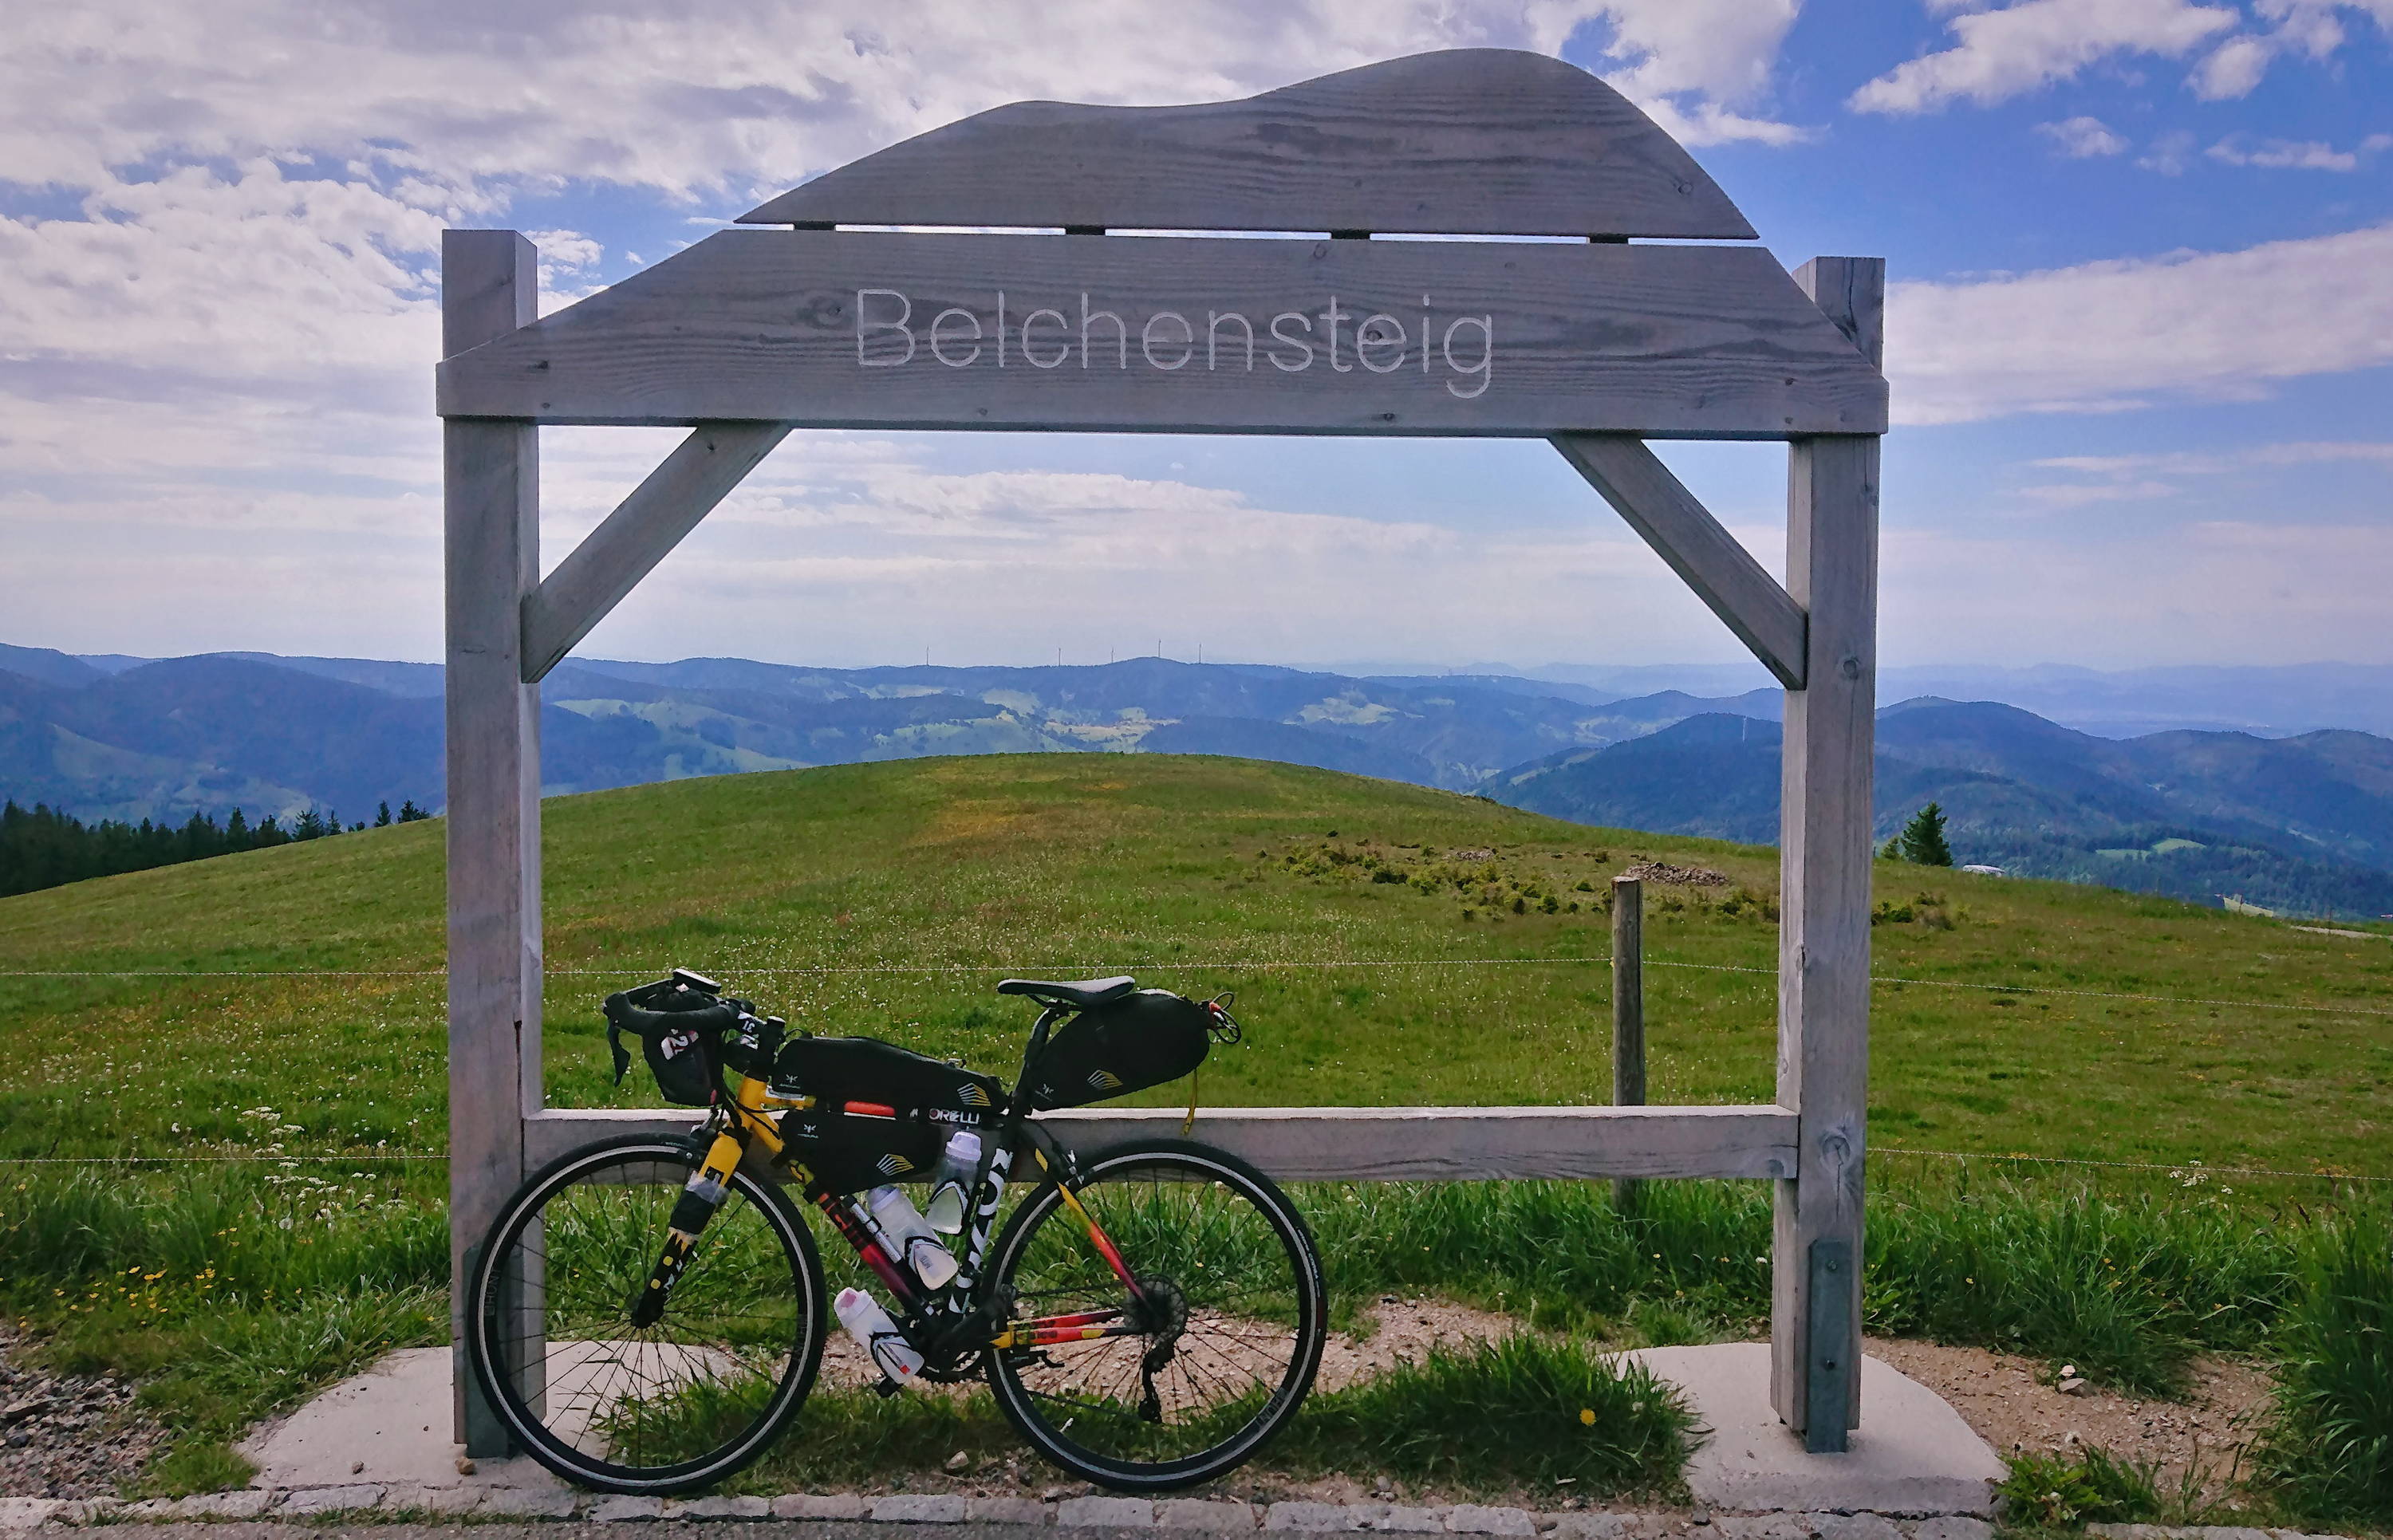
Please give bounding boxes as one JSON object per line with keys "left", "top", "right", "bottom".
{"left": 834, "top": 1286, "right": 923, "bottom": 1386}
{"left": 923, "top": 1130, "right": 983, "bottom": 1235}
{"left": 869, "top": 1184, "right": 960, "bottom": 1289}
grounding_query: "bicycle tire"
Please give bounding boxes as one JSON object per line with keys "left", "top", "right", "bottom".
{"left": 466, "top": 1134, "right": 826, "bottom": 1494}
{"left": 983, "top": 1138, "right": 1325, "bottom": 1491}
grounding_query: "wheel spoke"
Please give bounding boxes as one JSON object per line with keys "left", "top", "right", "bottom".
{"left": 468, "top": 1141, "right": 822, "bottom": 1491}
{"left": 988, "top": 1147, "right": 1323, "bottom": 1485}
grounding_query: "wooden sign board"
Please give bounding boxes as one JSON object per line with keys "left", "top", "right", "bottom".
{"left": 438, "top": 230, "right": 1886, "bottom": 439}
{"left": 739, "top": 49, "right": 1758, "bottom": 242}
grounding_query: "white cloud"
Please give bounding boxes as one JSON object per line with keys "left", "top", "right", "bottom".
{"left": 1889, "top": 223, "right": 2393, "bottom": 423}
{"left": 2, "top": 1, "right": 1804, "bottom": 204}
{"left": 1850, "top": 0, "right": 2237, "bottom": 113}
{"left": 1544, "top": 0, "right": 1812, "bottom": 144}
{"left": 2190, "top": 33, "right": 2277, "bottom": 94}
{"left": 2036, "top": 114, "right": 2130, "bottom": 155}
{"left": 2206, "top": 132, "right": 2391, "bottom": 168}
{"left": 2136, "top": 128, "right": 2198, "bottom": 173}
{"left": 2034, "top": 441, "right": 2393, "bottom": 474}
{"left": 2187, "top": 0, "right": 2351, "bottom": 97}
{"left": 1882, "top": 518, "right": 2393, "bottom": 666}
{"left": 2015, "top": 478, "right": 2178, "bottom": 505}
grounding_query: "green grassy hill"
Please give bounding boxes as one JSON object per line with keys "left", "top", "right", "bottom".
{"left": 2, "top": 754, "right": 2389, "bottom": 1176}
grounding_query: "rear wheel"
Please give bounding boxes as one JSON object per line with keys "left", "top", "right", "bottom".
{"left": 466, "top": 1135, "right": 826, "bottom": 1494}
{"left": 984, "top": 1139, "right": 1325, "bottom": 1491}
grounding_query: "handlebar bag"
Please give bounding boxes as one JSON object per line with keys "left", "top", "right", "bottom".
{"left": 1022, "top": 989, "right": 1212, "bottom": 1112}
{"left": 604, "top": 989, "right": 735, "bottom": 1108}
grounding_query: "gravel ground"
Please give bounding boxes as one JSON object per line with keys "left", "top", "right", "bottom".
{"left": 1867, "top": 1336, "right": 2272, "bottom": 1495}
{"left": 0, "top": 1323, "right": 168, "bottom": 1499}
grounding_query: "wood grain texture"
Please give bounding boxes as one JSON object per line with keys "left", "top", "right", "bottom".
{"left": 441, "top": 230, "right": 542, "bottom": 1454}
{"left": 1611, "top": 876, "right": 1648, "bottom": 1213}
{"left": 1551, "top": 434, "right": 1808, "bottom": 685}
{"left": 1768, "top": 275, "right": 1882, "bottom": 1433}
{"left": 738, "top": 50, "right": 1753, "bottom": 241}
{"left": 1611, "top": 878, "right": 1646, "bottom": 1111}
{"left": 436, "top": 230, "right": 1887, "bottom": 439}
{"left": 519, "top": 423, "right": 790, "bottom": 683}
{"left": 1796, "top": 256, "right": 1886, "bottom": 370}
{"left": 524, "top": 1105, "right": 1798, "bottom": 1183}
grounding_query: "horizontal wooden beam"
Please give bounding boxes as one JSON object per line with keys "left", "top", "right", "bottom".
{"left": 519, "top": 423, "right": 790, "bottom": 683}
{"left": 524, "top": 1104, "right": 1797, "bottom": 1182}
{"left": 438, "top": 230, "right": 1886, "bottom": 440}
{"left": 1551, "top": 433, "right": 1808, "bottom": 689}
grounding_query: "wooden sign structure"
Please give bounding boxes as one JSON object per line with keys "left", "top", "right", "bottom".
{"left": 440, "top": 49, "right": 1884, "bottom": 1457}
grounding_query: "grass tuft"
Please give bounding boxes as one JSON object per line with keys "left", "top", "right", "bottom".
{"left": 2250, "top": 1207, "right": 2393, "bottom": 1526}
{"left": 1271, "top": 1334, "right": 1697, "bottom": 1498}
{"left": 1997, "top": 1446, "right": 2164, "bottom": 1528}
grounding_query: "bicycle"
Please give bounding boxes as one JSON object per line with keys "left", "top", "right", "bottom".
{"left": 465, "top": 970, "right": 1326, "bottom": 1495}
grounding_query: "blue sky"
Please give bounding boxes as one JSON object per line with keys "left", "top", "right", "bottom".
{"left": 1, "top": 0, "right": 2386, "bottom": 677}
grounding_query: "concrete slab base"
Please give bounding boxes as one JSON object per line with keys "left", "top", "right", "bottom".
{"left": 1620, "top": 1345, "right": 2005, "bottom": 1516}
{"left": 236, "top": 1348, "right": 562, "bottom": 1493}
{"left": 237, "top": 1342, "right": 1999, "bottom": 1519}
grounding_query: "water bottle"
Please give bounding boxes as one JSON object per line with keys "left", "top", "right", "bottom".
{"left": 834, "top": 1286, "right": 923, "bottom": 1387}
{"left": 922, "top": 1130, "right": 982, "bottom": 1235}
{"left": 868, "top": 1184, "right": 960, "bottom": 1289}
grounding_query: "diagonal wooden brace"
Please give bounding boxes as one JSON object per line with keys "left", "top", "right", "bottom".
{"left": 1549, "top": 433, "right": 1808, "bottom": 690}
{"left": 518, "top": 423, "right": 790, "bottom": 683}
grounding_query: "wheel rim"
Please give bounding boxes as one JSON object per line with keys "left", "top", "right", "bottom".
{"left": 990, "top": 1152, "right": 1322, "bottom": 1481}
{"left": 475, "top": 1143, "right": 818, "bottom": 1487}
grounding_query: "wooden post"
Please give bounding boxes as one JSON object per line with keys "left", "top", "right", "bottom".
{"left": 444, "top": 229, "right": 542, "bottom": 1455}
{"left": 1772, "top": 257, "right": 1882, "bottom": 1451}
{"left": 1610, "top": 876, "right": 1646, "bottom": 1213}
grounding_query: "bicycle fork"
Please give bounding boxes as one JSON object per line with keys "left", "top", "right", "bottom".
{"left": 630, "top": 1129, "right": 744, "bottom": 1327}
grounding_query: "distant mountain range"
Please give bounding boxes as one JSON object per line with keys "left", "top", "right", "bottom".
{"left": 5, "top": 641, "right": 2390, "bottom": 916}
{"left": 1494, "top": 703, "right": 2393, "bottom": 918}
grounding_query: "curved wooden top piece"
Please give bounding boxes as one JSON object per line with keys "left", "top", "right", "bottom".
{"left": 738, "top": 49, "right": 1755, "bottom": 240}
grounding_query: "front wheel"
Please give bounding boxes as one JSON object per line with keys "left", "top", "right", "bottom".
{"left": 984, "top": 1139, "right": 1326, "bottom": 1491}
{"left": 465, "top": 1135, "right": 827, "bottom": 1494}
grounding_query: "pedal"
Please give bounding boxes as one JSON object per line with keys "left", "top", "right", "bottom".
{"left": 872, "top": 1377, "right": 903, "bottom": 1400}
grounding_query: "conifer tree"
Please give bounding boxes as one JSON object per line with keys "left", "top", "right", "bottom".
{"left": 1897, "top": 803, "right": 1955, "bottom": 867}
{"left": 376, "top": 801, "right": 392, "bottom": 827}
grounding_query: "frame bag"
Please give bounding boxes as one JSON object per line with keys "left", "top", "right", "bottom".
{"left": 770, "top": 1036, "right": 1004, "bottom": 1195}
{"left": 1023, "top": 989, "right": 1216, "bottom": 1112}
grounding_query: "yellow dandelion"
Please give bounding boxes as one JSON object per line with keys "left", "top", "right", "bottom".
{"left": 1579, "top": 1408, "right": 1596, "bottom": 1427}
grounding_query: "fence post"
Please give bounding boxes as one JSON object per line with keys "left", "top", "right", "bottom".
{"left": 444, "top": 229, "right": 543, "bottom": 1456}
{"left": 1611, "top": 876, "right": 1646, "bottom": 1212}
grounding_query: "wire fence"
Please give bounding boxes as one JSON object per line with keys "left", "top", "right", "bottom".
{"left": 6, "top": 952, "right": 2391, "bottom": 1019}
{"left": 5, "top": 956, "right": 2387, "bottom": 1180}
{"left": 1, "top": 1144, "right": 2384, "bottom": 1183}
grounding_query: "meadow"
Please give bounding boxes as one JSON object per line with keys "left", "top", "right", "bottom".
{"left": 2, "top": 753, "right": 2388, "bottom": 1172}
{"left": 0, "top": 755, "right": 2387, "bottom": 1517}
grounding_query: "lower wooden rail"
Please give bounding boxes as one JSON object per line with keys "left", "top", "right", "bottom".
{"left": 524, "top": 1103, "right": 1796, "bottom": 1183}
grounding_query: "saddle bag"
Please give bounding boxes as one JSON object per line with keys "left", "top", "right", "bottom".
{"left": 1021, "top": 989, "right": 1216, "bottom": 1112}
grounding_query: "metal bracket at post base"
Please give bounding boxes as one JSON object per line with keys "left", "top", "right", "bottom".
{"left": 459, "top": 1242, "right": 520, "bottom": 1460}
{"left": 1804, "top": 1236, "right": 1854, "bottom": 1453}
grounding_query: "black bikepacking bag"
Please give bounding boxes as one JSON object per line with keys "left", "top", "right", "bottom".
{"left": 768, "top": 1036, "right": 1003, "bottom": 1195}
{"left": 1022, "top": 989, "right": 1215, "bottom": 1113}
{"left": 605, "top": 981, "right": 739, "bottom": 1108}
